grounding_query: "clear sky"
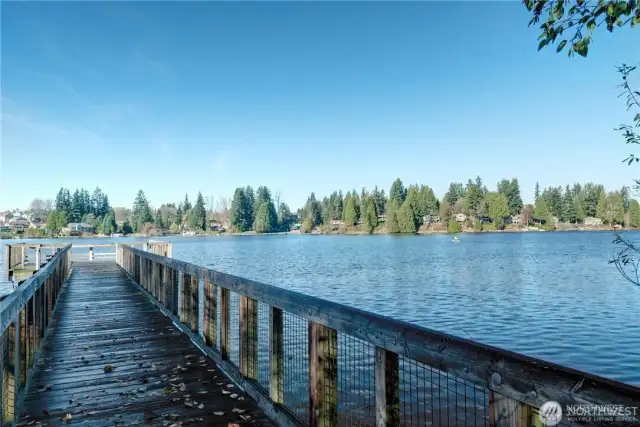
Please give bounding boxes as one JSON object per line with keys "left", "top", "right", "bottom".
{"left": 1, "top": 1, "right": 638, "bottom": 211}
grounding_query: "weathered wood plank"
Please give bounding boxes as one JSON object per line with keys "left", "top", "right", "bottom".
{"left": 18, "top": 261, "right": 276, "bottom": 427}
{"left": 269, "top": 307, "right": 284, "bottom": 405}
{"left": 375, "top": 347, "right": 399, "bottom": 427}
{"left": 308, "top": 322, "right": 338, "bottom": 427}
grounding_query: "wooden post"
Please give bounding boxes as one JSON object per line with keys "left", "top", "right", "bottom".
{"left": 189, "top": 276, "right": 198, "bottom": 333}
{"left": 309, "top": 322, "right": 338, "bottom": 427}
{"left": 35, "top": 245, "right": 41, "bottom": 269}
{"left": 3, "top": 323, "right": 16, "bottom": 423}
{"left": 240, "top": 296, "right": 258, "bottom": 380}
{"left": 375, "top": 347, "right": 400, "bottom": 427}
{"left": 489, "top": 392, "right": 532, "bottom": 427}
{"left": 220, "top": 288, "right": 230, "bottom": 361}
{"left": 20, "top": 246, "right": 25, "bottom": 268}
{"left": 3, "top": 245, "right": 10, "bottom": 281}
{"left": 13, "top": 313, "right": 21, "bottom": 424}
{"left": 89, "top": 246, "right": 94, "bottom": 261}
{"left": 204, "top": 281, "right": 218, "bottom": 347}
{"left": 19, "top": 308, "right": 27, "bottom": 386}
{"left": 269, "top": 307, "right": 284, "bottom": 404}
{"left": 180, "top": 273, "right": 190, "bottom": 324}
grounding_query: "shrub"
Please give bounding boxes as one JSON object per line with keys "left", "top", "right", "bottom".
{"left": 448, "top": 220, "right": 461, "bottom": 233}
{"left": 300, "top": 218, "right": 313, "bottom": 234}
{"left": 473, "top": 219, "right": 483, "bottom": 231}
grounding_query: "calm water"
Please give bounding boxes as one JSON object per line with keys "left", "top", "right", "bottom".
{"left": 1, "top": 232, "right": 639, "bottom": 385}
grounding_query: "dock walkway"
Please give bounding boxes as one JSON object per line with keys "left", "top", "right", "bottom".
{"left": 19, "top": 261, "right": 274, "bottom": 427}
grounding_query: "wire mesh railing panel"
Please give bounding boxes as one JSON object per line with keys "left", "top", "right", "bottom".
{"left": 257, "top": 302, "right": 270, "bottom": 392}
{"left": 337, "top": 334, "right": 375, "bottom": 427}
{"left": 229, "top": 291, "right": 240, "bottom": 368}
{"left": 283, "top": 312, "right": 310, "bottom": 424}
{"left": 399, "top": 356, "right": 490, "bottom": 427}
{"left": 1, "top": 328, "right": 9, "bottom": 424}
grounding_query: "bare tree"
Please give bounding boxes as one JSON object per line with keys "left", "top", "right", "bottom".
{"left": 274, "top": 191, "right": 282, "bottom": 209}
{"left": 30, "top": 198, "right": 46, "bottom": 218}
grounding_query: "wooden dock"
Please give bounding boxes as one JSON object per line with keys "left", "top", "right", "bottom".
{"left": 2, "top": 242, "right": 640, "bottom": 427}
{"left": 17, "top": 260, "right": 274, "bottom": 426}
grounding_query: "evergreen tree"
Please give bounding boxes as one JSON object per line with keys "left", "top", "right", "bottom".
{"left": 363, "top": 199, "right": 378, "bottom": 234}
{"left": 231, "top": 188, "right": 252, "bottom": 232}
{"left": 277, "top": 203, "right": 293, "bottom": 231}
{"left": 386, "top": 202, "right": 400, "bottom": 233}
{"left": 245, "top": 186, "right": 256, "bottom": 226}
{"left": 191, "top": 192, "right": 207, "bottom": 230}
{"left": 155, "top": 209, "right": 165, "bottom": 230}
{"left": 132, "top": 190, "right": 153, "bottom": 232}
{"left": 620, "top": 186, "right": 631, "bottom": 212}
{"left": 397, "top": 200, "right": 418, "bottom": 233}
{"left": 253, "top": 199, "right": 278, "bottom": 233}
{"left": 574, "top": 197, "right": 586, "bottom": 223}
{"left": 55, "top": 188, "right": 71, "bottom": 215}
{"left": 562, "top": 185, "right": 578, "bottom": 223}
{"left": 183, "top": 194, "right": 192, "bottom": 212}
{"left": 629, "top": 200, "right": 640, "bottom": 228}
{"left": 102, "top": 209, "right": 117, "bottom": 235}
{"left": 583, "top": 183, "right": 603, "bottom": 217}
{"left": 507, "top": 178, "right": 523, "bottom": 216}
{"left": 121, "top": 220, "right": 133, "bottom": 235}
{"left": 596, "top": 191, "right": 607, "bottom": 221}
{"left": 342, "top": 197, "right": 357, "bottom": 227}
{"left": 371, "top": 186, "right": 386, "bottom": 216}
{"left": 464, "top": 179, "right": 484, "bottom": 218}
{"left": 444, "top": 182, "right": 464, "bottom": 206}
{"left": 486, "top": 192, "right": 509, "bottom": 223}
{"left": 69, "top": 190, "right": 83, "bottom": 223}
{"left": 533, "top": 197, "right": 550, "bottom": 220}
{"left": 389, "top": 178, "right": 406, "bottom": 207}
{"left": 175, "top": 205, "right": 183, "bottom": 226}
{"left": 534, "top": 182, "right": 540, "bottom": 201}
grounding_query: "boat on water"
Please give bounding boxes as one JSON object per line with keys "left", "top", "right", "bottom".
{"left": 452, "top": 237, "right": 460, "bottom": 243}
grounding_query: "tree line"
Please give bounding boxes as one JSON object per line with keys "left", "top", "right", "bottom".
{"left": 29, "top": 177, "right": 640, "bottom": 236}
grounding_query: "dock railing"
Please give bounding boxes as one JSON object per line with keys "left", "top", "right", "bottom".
{"left": 116, "top": 243, "right": 640, "bottom": 427}
{"left": 0, "top": 244, "right": 70, "bottom": 424}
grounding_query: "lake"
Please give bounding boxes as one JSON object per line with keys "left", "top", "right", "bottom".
{"left": 1, "top": 231, "right": 639, "bottom": 386}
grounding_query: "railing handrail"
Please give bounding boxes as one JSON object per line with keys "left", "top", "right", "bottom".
{"left": 118, "top": 243, "right": 640, "bottom": 412}
{"left": 0, "top": 244, "right": 71, "bottom": 335}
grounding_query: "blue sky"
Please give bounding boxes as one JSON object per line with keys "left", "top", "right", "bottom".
{"left": 1, "top": 1, "right": 638, "bottom": 211}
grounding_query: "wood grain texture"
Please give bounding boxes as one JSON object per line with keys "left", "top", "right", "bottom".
{"left": 18, "top": 261, "right": 275, "bottom": 427}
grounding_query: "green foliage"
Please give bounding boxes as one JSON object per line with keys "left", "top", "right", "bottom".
{"left": 397, "top": 200, "right": 418, "bottom": 233}
{"left": 253, "top": 201, "right": 278, "bottom": 233}
{"left": 449, "top": 220, "right": 462, "bottom": 234}
{"left": 300, "top": 218, "right": 313, "bottom": 234}
{"left": 525, "top": 0, "right": 639, "bottom": 58}
{"left": 444, "top": 182, "right": 465, "bottom": 206}
{"left": 494, "top": 217, "right": 506, "bottom": 231}
{"left": 386, "top": 202, "right": 400, "bottom": 233}
{"left": 102, "top": 210, "right": 117, "bottom": 235}
{"left": 277, "top": 203, "right": 294, "bottom": 231}
{"left": 189, "top": 192, "right": 207, "bottom": 230}
{"left": 132, "top": 190, "right": 153, "bottom": 233}
{"left": 155, "top": 209, "right": 164, "bottom": 229}
{"left": 465, "top": 179, "right": 484, "bottom": 217}
{"left": 46, "top": 210, "right": 67, "bottom": 234}
{"left": 389, "top": 178, "right": 406, "bottom": 207}
{"left": 170, "top": 223, "right": 180, "bottom": 234}
{"left": 182, "top": 194, "right": 192, "bottom": 212}
{"left": 600, "top": 191, "right": 625, "bottom": 224}
{"left": 574, "top": 196, "right": 586, "bottom": 223}
{"left": 473, "top": 218, "right": 483, "bottom": 231}
{"left": 175, "top": 206, "right": 183, "bottom": 226}
{"left": 230, "top": 187, "right": 253, "bottom": 232}
{"left": 120, "top": 220, "right": 133, "bottom": 235}
{"left": 486, "top": 192, "right": 509, "bottom": 223}
{"left": 342, "top": 197, "right": 357, "bottom": 227}
{"left": 562, "top": 185, "right": 578, "bottom": 223}
{"left": 533, "top": 196, "right": 550, "bottom": 220}
{"left": 363, "top": 199, "right": 378, "bottom": 234}
{"left": 629, "top": 200, "right": 640, "bottom": 227}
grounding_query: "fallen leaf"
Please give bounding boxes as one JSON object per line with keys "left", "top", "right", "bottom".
{"left": 232, "top": 408, "right": 246, "bottom": 413}
{"left": 221, "top": 390, "right": 231, "bottom": 395}
{"left": 213, "top": 412, "right": 224, "bottom": 416}
{"left": 198, "top": 403, "right": 204, "bottom": 409}
{"left": 230, "top": 393, "right": 238, "bottom": 399}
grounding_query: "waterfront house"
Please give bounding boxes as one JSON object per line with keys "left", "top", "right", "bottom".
{"left": 291, "top": 223, "right": 301, "bottom": 231}
{"left": 423, "top": 215, "right": 440, "bottom": 224}
{"left": 454, "top": 213, "right": 467, "bottom": 222}
{"left": 30, "top": 220, "right": 46, "bottom": 229}
{"left": 330, "top": 220, "right": 344, "bottom": 226}
{"left": 9, "top": 217, "right": 30, "bottom": 231}
{"left": 67, "top": 222, "right": 95, "bottom": 235}
{"left": 584, "top": 217, "right": 603, "bottom": 226}
{"left": 377, "top": 214, "right": 387, "bottom": 223}
{"left": 0, "top": 211, "right": 11, "bottom": 223}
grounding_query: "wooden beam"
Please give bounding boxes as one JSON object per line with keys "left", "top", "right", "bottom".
{"left": 220, "top": 288, "right": 230, "bottom": 361}
{"left": 309, "top": 322, "right": 338, "bottom": 427}
{"left": 490, "top": 392, "right": 533, "bottom": 427}
{"left": 240, "top": 296, "right": 257, "bottom": 380}
{"left": 269, "top": 307, "right": 284, "bottom": 404}
{"left": 375, "top": 347, "right": 399, "bottom": 427}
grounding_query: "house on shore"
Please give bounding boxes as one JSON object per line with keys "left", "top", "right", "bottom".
{"left": 67, "top": 223, "right": 95, "bottom": 235}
